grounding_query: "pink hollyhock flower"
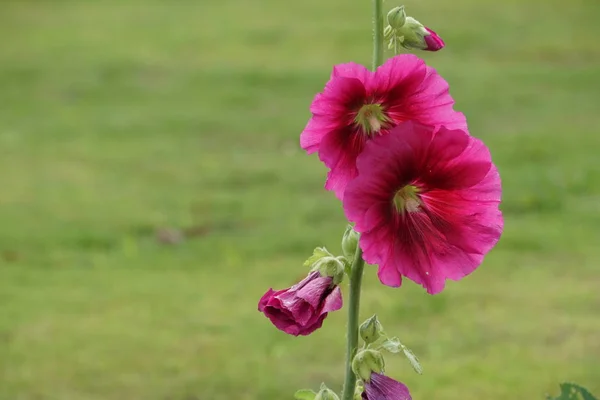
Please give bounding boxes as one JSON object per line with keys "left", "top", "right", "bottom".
{"left": 362, "top": 373, "right": 412, "bottom": 400}
{"left": 343, "top": 121, "right": 503, "bottom": 294}
{"left": 258, "top": 271, "right": 343, "bottom": 336}
{"left": 300, "top": 54, "right": 465, "bottom": 199}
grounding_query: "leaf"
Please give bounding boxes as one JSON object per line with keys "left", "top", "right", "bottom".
{"left": 402, "top": 346, "right": 423, "bottom": 375}
{"left": 294, "top": 389, "right": 317, "bottom": 400}
{"left": 549, "top": 383, "right": 598, "bottom": 400}
{"left": 380, "top": 337, "right": 402, "bottom": 353}
{"left": 379, "top": 337, "right": 422, "bottom": 374}
{"left": 303, "top": 247, "right": 332, "bottom": 268}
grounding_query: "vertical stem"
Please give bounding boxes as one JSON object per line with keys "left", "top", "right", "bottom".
{"left": 341, "top": 247, "right": 365, "bottom": 400}
{"left": 341, "top": 2, "right": 384, "bottom": 399}
{"left": 372, "top": 0, "right": 384, "bottom": 70}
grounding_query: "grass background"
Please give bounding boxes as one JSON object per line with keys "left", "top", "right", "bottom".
{"left": 1, "top": 0, "right": 599, "bottom": 399}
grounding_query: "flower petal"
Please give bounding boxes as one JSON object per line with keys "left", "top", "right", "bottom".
{"left": 321, "top": 286, "right": 343, "bottom": 313}
{"left": 364, "top": 373, "right": 412, "bottom": 400}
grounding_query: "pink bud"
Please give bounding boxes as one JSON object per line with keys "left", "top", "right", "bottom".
{"left": 424, "top": 27, "right": 445, "bottom": 51}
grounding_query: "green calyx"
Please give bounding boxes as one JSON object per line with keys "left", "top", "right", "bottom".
{"left": 355, "top": 103, "right": 389, "bottom": 136}
{"left": 352, "top": 349, "right": 385, "bottom": 382}
{"left": 393, "top": 185, "right": 421, "bottom": 214}
{"left": 395, "top": 16, "right": 429, "bottom": 50}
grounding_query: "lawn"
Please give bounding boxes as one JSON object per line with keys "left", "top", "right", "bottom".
{"left": 1, "top": 0, "right": 599, "bottom": 399}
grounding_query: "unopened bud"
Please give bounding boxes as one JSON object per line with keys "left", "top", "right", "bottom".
{"left": 387, "top": 6, "right": 406, "bottom": 30}
{"left": 315, "top": 384, "right": 340, "bottom": 400}
{"left": 397, "top": 16, "right": 445, "bottom": 52}
{"left": 352, "top": 349, "right": 385, "bottom": 382}
{"left": 341, "top": 225, "right": 360, "bottom": 260}
{"left": 359, "top": 315, "right": 384, "bottom": 344}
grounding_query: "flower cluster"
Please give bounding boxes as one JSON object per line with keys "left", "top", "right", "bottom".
{"left": 301, "top": 53, "right": 503, "bottom": 295}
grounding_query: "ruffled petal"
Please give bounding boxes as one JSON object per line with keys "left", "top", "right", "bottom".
{"left": 319, "top": 127, "right": 366, "bottom": 199}
{"left": 321, "top": 286, "right": 343, "bottom": 313}
{"left": 295, "top": 275, "right": 332, "bottom": 308}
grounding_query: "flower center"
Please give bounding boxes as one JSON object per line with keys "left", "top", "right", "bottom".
{"left": 393, "top": 185, "right": 421, "bottom": 214}
{"left": 355, "top": 103, "right": 388, "bottom": 136}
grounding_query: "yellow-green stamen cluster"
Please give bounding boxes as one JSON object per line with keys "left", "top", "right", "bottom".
{"left": 393, "top": 185, "right": 421, "bottom": 214}
{"left": 355, "top": 104, "right": 388, "bottom": 136}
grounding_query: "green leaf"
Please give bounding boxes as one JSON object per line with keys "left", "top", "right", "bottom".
{"left": 294, "top": 389, "right": 317, "bottom": 400}
{"left": 380, "top": 337, "right": 402, "bottom": 353}
{"left": 303, "top": 247, "right": 333, "bottom": 268}
{"left": 549, "top": 383, "right": 598, "bottom": 400}
{"left": 378, "top": 337, "right": 422, "bottom": 374}
{"left": 402, "top": 346, "right": 423, "bottom": 375}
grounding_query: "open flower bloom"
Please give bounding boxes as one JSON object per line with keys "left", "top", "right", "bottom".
{"left": 343, "top": 121, "right": 503, "bottom": 294}
{"left": 300, "top": 54, "right": 466, "bottom": 199}
{"left": 362, "top": 373, "right": 412, "bottom": 400}
{"left": 258, "top": 271, "right": 343, "bottom": 336}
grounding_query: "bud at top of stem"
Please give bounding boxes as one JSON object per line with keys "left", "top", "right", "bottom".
{"left": 387, "top": 6, "right": 406, "bottom": 30}
{"left": 359, "top": 314, "right": 384, "bottom": 344}
{"left": 352, "top": 349, "right": 385, "bottom": 382}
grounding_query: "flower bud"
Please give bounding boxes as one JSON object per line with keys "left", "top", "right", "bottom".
{"left": 397, "top": 17, "right": 445, "bottom": 52}
{"left": 341, "top": 225, "right": 360, "bottom": 260}
{"left": 387, "top": 6, "right": 406, "bottom": 30}
{"left": 315, "top": 384, "right": 340, "bottom": 400}
{"left": 359, "top": 315, "right": 384, "bottom": 344}
{"left": 352, "top": 349, "right": 385, "bottom": 382}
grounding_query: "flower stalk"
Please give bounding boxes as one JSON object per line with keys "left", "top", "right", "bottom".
{"left": 341, "top": 1, "right": 384, "bottom": 398}
{"left": 341, "top": 246, "right": 365, "bottom": 400}
{"left": 372, "top": 0, "right": 384, "bottom": 70}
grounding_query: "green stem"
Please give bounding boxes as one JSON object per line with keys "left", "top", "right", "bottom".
{"left": 372, "top": 0, "right": 384, "bottom": 70}
{"left": 341, "top": 246, "right": 365, "bottom": 400}
{"left": 341, "top": 2, "right": 384, "bottom": 398}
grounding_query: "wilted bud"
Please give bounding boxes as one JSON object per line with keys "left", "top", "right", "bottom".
{"left": 341, "top": 225, "right": 360, "bottom": 260}
{"left": 397, "top": 17, "right": 445, "bottom": 52}
{"left": 359, "top": 315, "right": 384, "bottom": 344}
{"left": 352, "top": 349, "right": 385, "bottom": 382}
{"left": 387, "top": 6, "right": 406, "bottom": 30}
{"left": 315, "top": 384, "right": 340, "bottom": 400}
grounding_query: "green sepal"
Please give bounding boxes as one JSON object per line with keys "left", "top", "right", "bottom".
{"left": 303, "top": 247, "right": 333, "bottom": 268}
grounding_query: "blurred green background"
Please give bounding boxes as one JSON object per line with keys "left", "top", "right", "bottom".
{"left": 1, "top": 1, "right": 599, "bottom": 399}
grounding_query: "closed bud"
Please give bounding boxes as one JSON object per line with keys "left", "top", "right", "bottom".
{"left": 352, "top": 349, "right": 385, "bottom": 382}
{"left": 397, "top": 16, "right": 445, "bottom": 52}
{"left": 387, "top": 6, "right": 406, "bottom": 30}
{"left": 341, "top": 225, "right": 360, "bottom": 260}
{"left": 359, "top": 314, "right": 384, "bottom": 344}
{"left": 315, "top": 384, "right": 340, "bottom": 400}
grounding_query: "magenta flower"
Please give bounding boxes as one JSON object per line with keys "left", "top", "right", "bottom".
{"left": 362, "top": 373, "right": 412, "bottom": 400}
{"left": 343, "top": 121, "right": 503, "bottom": 294}
{"left": 300, "top": 54, "right": 466, "bottom": 199}
{"left": 258, "top": 271, "right": 343, "bottom": 336}
{"left": 424, "top": 27, "right": 445, "bottom": 51}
